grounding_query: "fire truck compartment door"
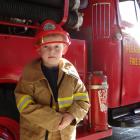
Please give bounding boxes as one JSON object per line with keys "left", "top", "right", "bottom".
{"left": 119, "top": 0, "right": 140, "bottom": 105}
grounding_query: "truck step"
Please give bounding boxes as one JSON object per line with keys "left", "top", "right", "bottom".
{"left": 111, "top": 114, "right": 140, "bottom": 127}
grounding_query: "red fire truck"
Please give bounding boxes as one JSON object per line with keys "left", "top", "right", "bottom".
{"left": 0, "top": 0, "right": 140, "bottom": 139}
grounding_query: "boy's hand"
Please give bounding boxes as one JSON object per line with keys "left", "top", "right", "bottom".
{"left": 58, "top": 113, "right": 74, "bottom": 130}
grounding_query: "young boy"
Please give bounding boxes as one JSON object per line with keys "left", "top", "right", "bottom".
{"left": 15, "top": 20, "right": 90, "bottom": 140}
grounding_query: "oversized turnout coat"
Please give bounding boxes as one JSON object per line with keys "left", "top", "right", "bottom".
{"left": 15, "top": 58, "right": 90, "bottom": 140}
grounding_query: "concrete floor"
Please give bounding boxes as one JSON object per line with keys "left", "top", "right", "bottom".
{"left": 102, "top": 127, "right": 140, "bottom": 140}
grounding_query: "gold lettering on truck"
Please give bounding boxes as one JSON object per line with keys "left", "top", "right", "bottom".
{"left": 124, "top": 38, "right": 140, "bottom": 66}
{"left": 129, "top": 57, "right": 140, "bottom": 66}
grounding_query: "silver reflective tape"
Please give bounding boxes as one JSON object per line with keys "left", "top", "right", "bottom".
{"left": 89, "top": 84, "right": 108, "bottom": 90}
{"left": 58, "top": 100, "right": 73, "bottom": 105}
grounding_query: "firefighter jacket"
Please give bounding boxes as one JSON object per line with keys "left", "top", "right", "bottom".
{"left": 15, "top": 58, "right": 90, "bottom": 140}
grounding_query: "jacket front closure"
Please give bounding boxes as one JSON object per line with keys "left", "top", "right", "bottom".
{"left": 41, "top": 65, "right": 66, "bottom": 111}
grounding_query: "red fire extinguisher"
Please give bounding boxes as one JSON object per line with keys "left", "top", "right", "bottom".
{"left": 89, "top": 71, "right": 108, "bottom": 132}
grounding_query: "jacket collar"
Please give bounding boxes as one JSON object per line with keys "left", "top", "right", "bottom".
{"left": 23, "top": 58, "right": 79, "bottom": 82}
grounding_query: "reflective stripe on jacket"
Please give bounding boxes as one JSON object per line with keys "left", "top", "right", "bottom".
{"left": 15, "top": 58, "right": 90, "bottom": 140}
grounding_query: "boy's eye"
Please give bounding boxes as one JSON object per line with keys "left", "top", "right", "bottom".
{"left": 55, "top": 45, "right": 60, "bottom": 49}
{"left": 43, "top": 46, "right": 48, "bottom": 49}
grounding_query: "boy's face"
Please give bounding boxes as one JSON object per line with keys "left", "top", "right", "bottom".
{"left": 38, "top": 35, "right": 68, "bottom": 67}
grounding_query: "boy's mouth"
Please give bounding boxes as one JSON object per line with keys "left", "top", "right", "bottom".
{"left": 48, "top": 56, "right": 56, "bottom": 58}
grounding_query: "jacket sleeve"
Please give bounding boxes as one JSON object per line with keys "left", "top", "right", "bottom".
{"left": 67, "top": 78, "right": 90, "bottom": 124}
{"left": 15, "top": 79, "right": 63, "bottom": 132}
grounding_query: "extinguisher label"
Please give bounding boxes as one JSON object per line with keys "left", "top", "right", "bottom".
{"left": 98, "top": 89, "right": 108, "bottom": 112}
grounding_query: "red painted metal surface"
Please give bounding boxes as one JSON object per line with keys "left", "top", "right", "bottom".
{"left": 1, "top": 0, "right": 140, "bottom": 139}
{"left": 0, "top": 34, "right": 87, "bottom": 83}
{"left": 91, "top": 0, "right": 122, "bottom": 108}
{"left": 77, "top": 127, "right": 112, "bottom": 140}
{"left": 0, "top": 0, "right": 114, "bottom": 139}
{"left": 0, "top": 117, "right": 19, "bottom": 140}
{"left": 79, "top": 0, "right": 140, "bottom": 109}
{"left": 0, "top": 35, "right": 37, "bottom": 83}
{"left": 78, "top": 0, "right": 122, "bottom": 109}
{"left": 65, "top": 39, "right": 87, "bottom": 81}
{"left": 0, "top": 126, "right": 14, "bottom": 140}
{"left": 121, "top": 28, "right": 140, "bottom": 106}
{"left": 118, "top": 1, "right": 140, "bottom": 106}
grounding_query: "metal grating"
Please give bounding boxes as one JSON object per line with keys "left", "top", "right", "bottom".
{"left": 92, "top": 2, "right": 111, "bottom": 39}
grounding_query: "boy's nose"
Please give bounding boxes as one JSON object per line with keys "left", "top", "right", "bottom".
{"left": 47, "top": 46, "right": 52, "bottom": 51}
{"left": 48, "top": 47, "right": 55, "bottom": 53}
